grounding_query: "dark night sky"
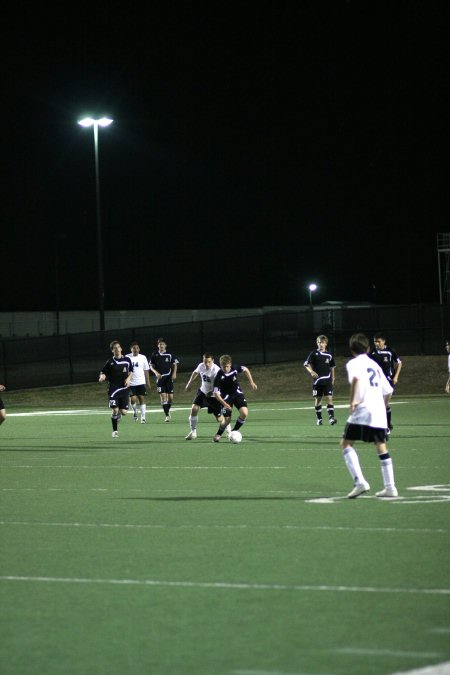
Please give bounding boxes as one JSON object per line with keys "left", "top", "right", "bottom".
{"left": 2, "top": 1, "right": 448, "bottom": 311}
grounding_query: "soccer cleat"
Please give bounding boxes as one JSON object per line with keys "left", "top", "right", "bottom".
{"left": 347, "top": 481, "right": 370, "bottom": 499}
{"left": 316, "top": 419, "right": 323, "bottom": 426}
{"left": 225, "top": 424, "right": 232, "bottom": 438}
{"left": 329, "top": 417, "right": 337, "bottom": 425}
{"left": 213, "top": 434, "right": 221, "bottom": 443}
{"left": 375, "top": 486, "right": 398, "bottom": 498}
{"left": 388, "top": 423, "right": 394, "bottom": 431}
{"left": 141, "top": 418, "right": 146, "bottom": 424}
{"left": 165, "top": 414, "right": 171, "bottom": 422}
{"left": 133, "top": 412, "right": 138, "bottom": 422}
{"left": 112, "top": 431, "right": 119, "bottom": 438}
{"left": 185, "top": 430, "right": 197, "bottom": 440}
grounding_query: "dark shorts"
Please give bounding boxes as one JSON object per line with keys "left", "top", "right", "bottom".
{"left": 129, "top": 384, "right": 147, "bottom": 397}
{"left": 157, "top": 378, "right": 174, "bottom": 395}
{"left": 108, "top": 389, "right": 130, "bottom": 411}
{"left": 343, "top": 423, "right": 387, "bottom": 444}
{"left": 221, "top": 392, "right": 247, "bottom": 417}
{"left": 312, "top": 383, "right": 333, "bottom": 397}
{"left": 0, "top": 397, "right": 4, "bottom": 410}
{"left": 193, "top": 390, "right": 222, "bottom": 416}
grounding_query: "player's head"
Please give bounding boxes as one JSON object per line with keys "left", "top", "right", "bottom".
{"left": 130, "top": 341, "right": 140, "bottom": 355}
{"left": 219, "top": 354, "right": 232, "bottom": 372}
{"left": 203, "top": 352, "right": 215, "bottom": 367}
{"left": 349, "top": 333, "right": 370, "bottom": 355}
{"left": 316, "top": 335, "right": 328, "bottom": 350}
{"left": 110, "top": 340, "right": 122, "bottom": 354}
{"left": 373, "top": 332, "right": 386, "bottom": 349}
{"left": 157, "top": 338, "right": 166, "bottom": 351}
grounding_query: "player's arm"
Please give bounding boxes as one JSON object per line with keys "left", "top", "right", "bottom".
{"left": 304, "top": 362, "right": 318, "bottom": 379}
{"left": 150, "top": 364, "right": 161, "bottom": 379}
{"left": 214, "top": 388, "right": 232, "bottom": 411}
{"left": 185, "top": 370, "right": 199, "bottom": 391}
{"left": 243, "top": 366, "right": 257, "bottom": 390}
{"left": 331, "top": 366, "right": 336, "bottom": 385}
{"left": 172, "top": 360, "right": 178, "bottom": 380}
{"left": 446, "top": 373, "right": 450, "bottom": 394}
{"left": 349, "top": 376, "right": 360, "bottom": 411}
{"left": 392, "top": 358, "right": 402, "bottom": 385}
{"left": 145, "top": 367, "right": 151, "bottom": 389}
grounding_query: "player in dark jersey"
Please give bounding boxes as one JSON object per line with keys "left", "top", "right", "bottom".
{"left": 99, "top": 340, "right": 134, "bottom": 438}
{"left": 150, "top": 337, "right": 179, "bottom": 421}
{"left": 212, "top": 354, "right": 257, "bottom": 442}
{"left": 370, "top": 332, "right": 402, "bottom": 432}
{"left": 304, "top": 335, "right": 337, "bottom": 426}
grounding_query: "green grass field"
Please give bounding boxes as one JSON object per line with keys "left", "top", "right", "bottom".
{"left": 1, "top": 389, "right": 449, "bottom": 675}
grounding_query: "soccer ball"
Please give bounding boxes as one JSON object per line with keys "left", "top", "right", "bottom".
{"left": 229, "top": 430, "right": 242, "bottom": 444}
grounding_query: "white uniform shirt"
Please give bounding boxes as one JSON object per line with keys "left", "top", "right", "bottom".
{"left": 346, "top": 353, "right": 393, "bottom": 428}
{"left": 126, "top": 353, "right": 150, "bottom": 386}
{"left": 195, "top": 362, "right": 221, "bottom": 395}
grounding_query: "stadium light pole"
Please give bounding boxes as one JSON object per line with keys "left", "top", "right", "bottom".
{"left": 78, "top": 116, "right": 113, "bottom": 331}
{"left": 308, "top": 283, "right": 317, "bottom": 307}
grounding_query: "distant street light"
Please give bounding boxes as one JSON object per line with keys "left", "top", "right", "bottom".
{"left": 78, "top": 116, "right": 113, "bottom": 331}
{"left": 308, "top": 283, "right": 317, "bottom": 307}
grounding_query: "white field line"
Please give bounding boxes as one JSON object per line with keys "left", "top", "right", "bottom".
{"left": 6, "top": 401, "right": 408, "bottom": 418}
{"left": 0, "top": 464, "right": 286, "bottom": 470}
{"left": 336, "top": 647, "right": 443, "bottom": 658}
{"left": 388, "top": 662, "right": 450, "bottom": 675}
{"left": 0, "top": 575, "right": 448, "bottom": 595}
{"left": 0, "top": 520, "right": 447, "bottom": 534}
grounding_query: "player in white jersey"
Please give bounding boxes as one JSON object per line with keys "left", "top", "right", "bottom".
{"left": 126, "top": 342, "right": 151, "bottom": 423}
{"left": 184, "top": 353, "right": 230, "bottom": 440}
{"left": 340, "top": 333, "right": 398, "bottom": 499}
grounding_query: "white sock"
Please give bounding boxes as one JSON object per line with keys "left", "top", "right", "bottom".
{"left": 343, "top": 447, "right": 366, "bottom": 484}
{"left": 132, "top": 404, "right": 137, "bottom": 413}
{"left": 140, "top": 404, "right": 146, "bottom": 417}
{"left": 380, "top": 455, "right": 395, "bottom": 489}
{"left": 189, "top": 415, "right": 198, "bottom": 431}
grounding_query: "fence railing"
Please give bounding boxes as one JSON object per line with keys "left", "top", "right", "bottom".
{"left": 0, "top": 303, "right": 448, "bottom": 390}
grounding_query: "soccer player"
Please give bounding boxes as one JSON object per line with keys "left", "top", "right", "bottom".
{"left": 445, "top": 339, "right": 450, "bottom": 395}
{"left": 99, "top": 340, "right": 134, "bottom": 438}
{"left": 212, "top": 354, "right": 257, "bottom": 442}
{"left": 370, "top": 332, "right": 402, "bottom": 432}
{"left": 150, "top": 338, "right": 179, "bottom": 421}
{"left": 184, "top": 353, "right": 231, "bottom": 440}
{"left": 0, "top": 384, "right": 6, "bottom": 426}
{"left": 304, "top": 334, "right": 337, "bottom": 426}
{"left": 126, "top": 341, "right": 151, "bottom": 423}
{"left": 341, "top": 333, "right": 398, "bottom": 499}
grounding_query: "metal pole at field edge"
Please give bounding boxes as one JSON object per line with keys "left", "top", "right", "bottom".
{"left": 78, "top": 116, "right": 113, "bottom": 332}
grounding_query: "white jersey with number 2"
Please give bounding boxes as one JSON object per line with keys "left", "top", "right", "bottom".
{"left": 346, "top": 353, "right": 393, "bottom": 428}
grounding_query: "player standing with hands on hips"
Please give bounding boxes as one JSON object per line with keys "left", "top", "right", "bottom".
{"left": 304, "top": 335, "right": 337, "bottom": 426}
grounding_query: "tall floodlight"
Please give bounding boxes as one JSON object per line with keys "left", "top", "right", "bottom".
{"left": 308, "top": 283, "right": 318, "bottom": 307}
{"left": 78, "top": 117, "right": 113, "bottom": 331}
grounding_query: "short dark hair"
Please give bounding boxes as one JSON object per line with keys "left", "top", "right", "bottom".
{"left": 130, "top": 341, "right": 139, "bottom": 347}
{"left": 374, "top": 331, "right": 386, "bottom": 341}
{"left": 349, "top": 333, "right": 370, "bottom": 355}
{"left": 109, "top": 340, "right": 121, "bottom": 350}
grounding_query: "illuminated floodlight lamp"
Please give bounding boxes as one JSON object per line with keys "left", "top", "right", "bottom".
{"left": 308, "top": 283, "right": 318, "bottom": 306}
{"left": 78, "top": 117, "right": 113, "bottom": 128}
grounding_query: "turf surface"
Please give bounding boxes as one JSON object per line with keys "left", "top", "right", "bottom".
{"left": 1, "top": 396, "right": 449, "bottom": 675}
